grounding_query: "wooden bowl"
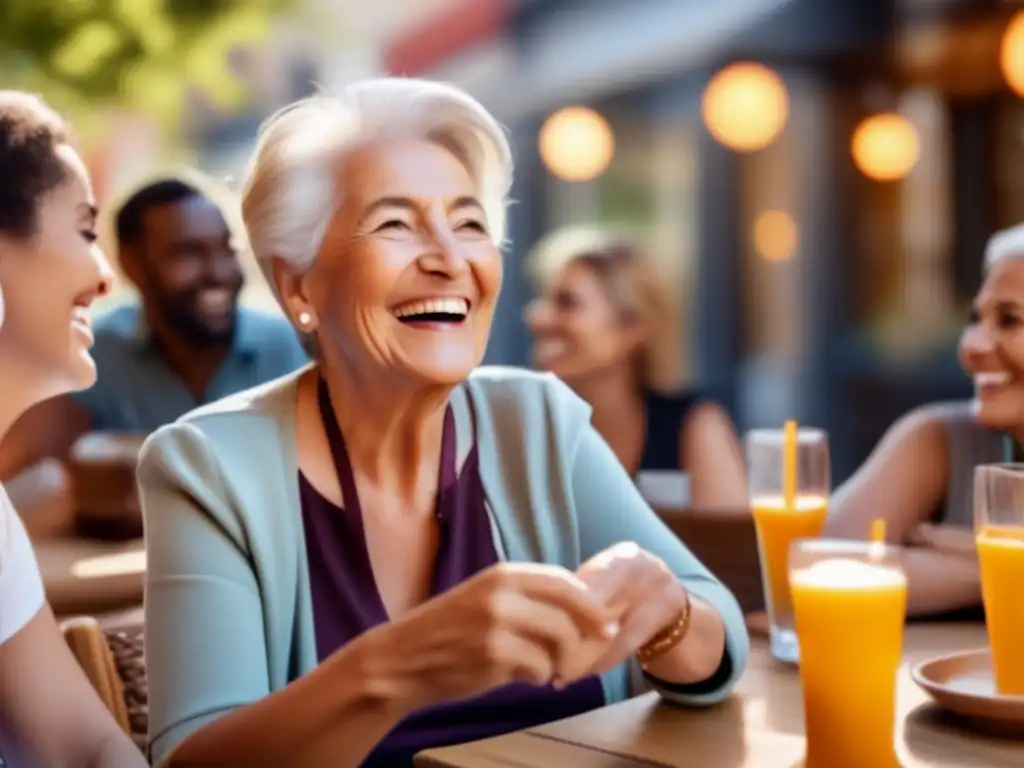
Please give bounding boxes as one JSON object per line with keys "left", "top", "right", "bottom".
{"left": 911, "top": 649, "right": 1024, "bottom": 739}
{"left": 68, "top": 433, "right": 146, "bottom": 540}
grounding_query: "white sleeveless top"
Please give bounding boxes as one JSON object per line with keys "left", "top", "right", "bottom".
{"left": 0, "top": 487, "right": 45, "bottom": 645}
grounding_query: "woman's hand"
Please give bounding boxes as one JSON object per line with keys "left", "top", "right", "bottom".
{"left": 359, "top": 563, "right": 618, "bottom": 712}
{"left": 568, "top": 542, "right": 689, "bottom": 680}
{"left": 910, "top": 523, "right": 977, "bottom": 558}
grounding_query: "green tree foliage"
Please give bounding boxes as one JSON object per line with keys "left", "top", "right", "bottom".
{"left": 0, "top": 0, "right": 293, "bottom": 128}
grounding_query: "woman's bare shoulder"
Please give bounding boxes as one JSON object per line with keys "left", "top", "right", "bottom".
{"left": 881, "top": 401, "right": 963, "bottom": 447}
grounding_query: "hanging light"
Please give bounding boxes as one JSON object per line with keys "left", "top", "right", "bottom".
{"left": 538, "top": 107, "right": 615, "bottom": 182}
{"left": 1001, "top": 10, "right": 1024, "bottom": 97}
{"left": 753, "top": 210, "right": 799, "bottom": 262}
{"left": 701, "top": 62, "right": 789, "bottom": 152}
{"left": 851, "top": 112, "right": 920, "bottom": 182}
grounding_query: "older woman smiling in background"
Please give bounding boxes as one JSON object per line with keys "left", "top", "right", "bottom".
{"left": 827, "top": 224, "right": 1024, "bottom": 618}
{"left": 138, "top": 78, "right": 748, "bottom": 767}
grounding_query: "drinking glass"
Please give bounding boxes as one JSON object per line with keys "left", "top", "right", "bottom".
{"left": 746, "top": 426, "right": 829, "bottom": 663}
{"left": 974, "top": 463, "right": 1024, "bottom": 695}
{"left": 790, "top": 539, "right": 907, "bottom": 768}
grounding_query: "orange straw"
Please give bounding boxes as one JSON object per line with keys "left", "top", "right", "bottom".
{"left": 870, "top": 519, "right": 886, "bottom": 544}
{"left": 869, "top": 518, "right": 886, "bottom": 562}
{"left": 783, "top": 420, "right": 797, "bottom": 509}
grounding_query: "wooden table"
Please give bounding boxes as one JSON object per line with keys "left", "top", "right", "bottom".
{"left": 417, "top": 624, "right": 1024, "bottom": 767}
{"left": 36, "top": 536, "right": 146, "bottom": 616}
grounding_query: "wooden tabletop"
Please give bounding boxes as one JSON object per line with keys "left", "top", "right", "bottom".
{"left": 35, "top": 536, "right": 146, "bottom": 616}
{"left": 417, "top": 624, "right": 1024, "bottom": 767}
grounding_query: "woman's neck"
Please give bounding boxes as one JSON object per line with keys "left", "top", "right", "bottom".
{"left": 0, "top": 405, "right": 19, "bottom": 449}
{"left": 316, "top": 363, "right": 452, "bottom": 497}
{"left": 0, "top": 364, "right": 52, "bottom": 446}
{"left": 565, "top": 365, "right": 645, "bottom": 439}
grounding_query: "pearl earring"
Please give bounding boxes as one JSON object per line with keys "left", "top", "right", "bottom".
{"left": 298, "top": 311, "right": 311, "bottom": 328}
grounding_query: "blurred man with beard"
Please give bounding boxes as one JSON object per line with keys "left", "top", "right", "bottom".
{"left": 73, "top": 175, "right": 307, "bottom": 430}
{"left": 0, "top": 174, "right": 307, "bottom": 517}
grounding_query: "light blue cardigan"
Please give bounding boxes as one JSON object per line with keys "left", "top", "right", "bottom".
{"left": 138, "top": 365, "right": 749, "bottom": 765}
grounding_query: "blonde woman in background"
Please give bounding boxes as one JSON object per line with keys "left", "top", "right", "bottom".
{"left": 525, "top": 228, "right": 747, "bottom": 509}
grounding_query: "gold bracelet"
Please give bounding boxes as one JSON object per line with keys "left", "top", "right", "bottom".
{"left": 636, "top": 590, "right": 693, "bottom": 666}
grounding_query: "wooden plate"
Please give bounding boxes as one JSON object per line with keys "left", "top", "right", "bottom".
{"left": 911, "top": 649, "right": 1024, "bottom": 739}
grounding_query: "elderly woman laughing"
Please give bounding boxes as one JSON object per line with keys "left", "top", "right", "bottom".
{"left": 138, "top": 78, "right": 749, "bottom": 768}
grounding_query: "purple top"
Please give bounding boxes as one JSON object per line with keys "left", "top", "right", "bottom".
{"left": 299, "top": 378, "right": 606, "bottom": 766}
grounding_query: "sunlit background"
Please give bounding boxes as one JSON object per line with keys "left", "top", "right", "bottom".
{"left": 5, "top": 0, "right": 1024, "bottom": 483}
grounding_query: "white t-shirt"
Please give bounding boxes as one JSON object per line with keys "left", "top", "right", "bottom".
{"left": 0, "top": 487, "right": 45, "bottom": 645}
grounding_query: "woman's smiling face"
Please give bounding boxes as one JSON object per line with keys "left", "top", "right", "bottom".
{"left": 0, "top": 143, "right": 114, "bottom": 397}
{"left": 303, "top": 136, "right": 502, "bottom": 385}
{"left": 525, "top": 258, "right": 646, "bottom": 384}
{"left": 959, "top": 256, "right": 1024, "bottom": 430}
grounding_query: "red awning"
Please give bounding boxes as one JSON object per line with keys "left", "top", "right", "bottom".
{"left": 384, "top": 0, "right": 510, "bottom": 75}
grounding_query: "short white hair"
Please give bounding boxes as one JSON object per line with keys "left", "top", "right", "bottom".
{"left": 985, "top": 223, "right": 1024, "bottom": 271}
{"left": 241, "top": 78, "right": 513, "bottom": 296}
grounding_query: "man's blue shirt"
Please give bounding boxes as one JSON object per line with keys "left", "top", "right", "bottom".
{"left": 72, "top": 303, "right": 308, "bottom": 432}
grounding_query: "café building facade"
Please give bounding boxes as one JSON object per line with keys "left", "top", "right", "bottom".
{"left": 385, "top": 0, "right": 1024, "bottom": 481}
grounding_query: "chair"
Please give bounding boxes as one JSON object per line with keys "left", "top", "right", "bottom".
{"left": 655, "top": 508, "right": 765, "bottom": 615}
{"left": 61, "top": 617, "right": 148, "bottom": 751}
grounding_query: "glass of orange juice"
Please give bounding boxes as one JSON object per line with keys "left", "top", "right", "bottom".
{"left": 790, "top": 539, "right": 907, "bottom": 768}
{"left": 974, "top": 464, "right": 1024, "bottom": 696}
{"left": 746, "top": 426, "right": 829, "bottom": 663}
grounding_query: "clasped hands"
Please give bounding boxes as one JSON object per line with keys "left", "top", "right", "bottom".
{"left": 567, "top": 541, "right": 690, "bottom": 682}
{"left": 376, "top": 542, "right": 691, "bottom": 710}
